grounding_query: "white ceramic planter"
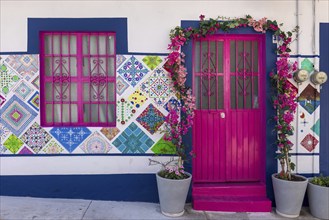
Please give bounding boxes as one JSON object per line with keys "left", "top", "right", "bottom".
{"left": 272, "top": 174, "right": 308, "bottom": 218}
{"left": 308, "top": 180, "right": 329, "bottom": 220}
{"left": 156, "top": 172, "right": 192, "bottom": 217}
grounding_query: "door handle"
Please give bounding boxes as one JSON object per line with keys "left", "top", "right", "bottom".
{"left": 220, "top": 112, "right": 225, "bottom": 119}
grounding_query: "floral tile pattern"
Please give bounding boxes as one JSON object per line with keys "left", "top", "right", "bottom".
{"left": 18, "top": 146, "right": 34, "bottom": 155}
{"left": 151, "top": 137, "right": 176, "bottom": 154}
{"left": 0, "top": 63, "right": 20, "bottom": 96}
{"left": 116, "top": 76, "right": 129, "bottom": 95}
{"left": 27, "top": 92, "right": 39, "bottom": 111}
{"left": 301, "top": 58, "right": 314, "bottom": 73}
{"left": 3, "top": 134, "right": 24, "bottom": 154}
{"left": 5, "top": 55, "right": 39, "bottom": 81}
{"left": 140, "top": 68, "right": 173, "bottom": 106}
{"left": 50, "top": 127, "right": 91, "bottom": 153}
{"left": 164, "top": 97, "right": 181, "bottom": 112}
{"left": 117, "top": 98, "right": 136, "bottom": 125}
{"left": 100, "top": 127, "right": 120, "bottom": 141}
{"left": 80, "top": 131, "right": 112, "bottom": 154}
{"left": 116, "top": 55, "right": 127, "bottom": 69}
{"left": 128, "top": 90, "right": 148, "bottom": 108}
{"left": 20, "top": 122, "right": 52, "bottom": 153}
{"left": 13, "top": 80, "right": 34, "bottom": 100}
{"left": 0, "top": 95, "right": 6, "bottom": 107}
{"left": 142, "top": 56, "right": 163, "bottom": 70}
{"left": 0, "top": 123, "right": 10, "bottom": 141}
{"left": 0, "top": 95, "right": 37, "bottom": 136}
{"left": 43, "top": 140, "right": 64, "bottom": 154}
{"left": 31, "top": 75, "right": 40, "bottom": 90}
{"left": 301, "top": 133, "right": 319, "bottom": 152}
{"left": 118, "top": 56, "right": 149, "bottom": 87}
{"left": 311, "top": 119, "right": 320, "bottom": 136}
{"left": 136, "top": 104, "right": 165, "bottom": 134}
{"left": 298, "top": 84, "right": 320, "bottom": 115}
{"left": 112, "top": 122, "right": 154, "bottom": 153}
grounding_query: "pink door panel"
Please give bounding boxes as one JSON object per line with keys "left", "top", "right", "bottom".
{"left": 193, "top": 35, "right": 264, "bottom": 183}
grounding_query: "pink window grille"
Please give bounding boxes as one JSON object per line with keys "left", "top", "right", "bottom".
{"left": 40, "top": 32, "right": 116, "bottom": 127}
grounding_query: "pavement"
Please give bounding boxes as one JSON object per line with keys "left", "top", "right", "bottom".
{"left": 0, "top": 196, "right": 319, "bottom": 220}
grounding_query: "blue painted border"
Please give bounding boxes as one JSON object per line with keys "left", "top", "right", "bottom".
{"left": 180, "top": 21, "right": 277, "bottom": 203}
{"left": 27, "top": 18, "right": 128, "bottom": 54}
{"left": 0, "top": 174, "right": 164, "bottom": 202}
{"left": 319, "top": 23, "right": 329, "bottom": 176}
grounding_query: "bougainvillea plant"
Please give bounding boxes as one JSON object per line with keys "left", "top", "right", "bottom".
{"left": 162, "top": 14, "right": 298, "bottom": 180}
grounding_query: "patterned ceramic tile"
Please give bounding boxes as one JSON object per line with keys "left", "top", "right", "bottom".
{"left": 0, "top": 95, "right": 37, "bottom": 136}
{"left": 128, "top": 90, "right": 148, "bottom": 108}
{"left": 20, "top": 122, "right": 52, "bottom": 154}
{"left": 116, "top": 55, "right": 127, "bottom": 69}
{"left": 50, "top": 127, "right": 91, "bottom": 153}
{"left": 301, "top": 133, "right": 319, "bottom": 152}
{"left": 118, "top": 56, "right": 149, "bottom": 87}
{"left": 142, "top": 56, "right": 163, "bottom": 70}
{"left": 117, "top": 98, "right": 136, "bottom": 125}
{"left": 5, "top": 55, "right": 39, "bottom": 80}
{"left": 136, "top": 104, "right": 165, "bottom": 134}
{"left": 151, "top": 137, "right": 176, "bottom": 154}
{"left": 140, "top": 68, "right": 173, "bottom": 106}
{"left": 0, "top": 144, "right": 7, "bottom": 154}
{"left": 0, "top": 63, "right": 20, "bottom": 96}
{"left": 0, "top": 123, "right": 10, "bottom": 141}
{"left": 164, "top": 97, "right": 181, "bottom": 112}
{"left": 298, "top": 84, "right": 320, "bottom": 115}
{"left": 0, "top": 95, "right": 6, "bottom": 107}
{"left": 43, "top": 140, "right": 64, "bottom": 154}
{"left": 31, "top": 75, "right": 40, "bottom": 90}
{"left": 18, "top": 146, "right": 34, "bottom": 155}
{"left": 112, "top": 122, "right": 154, "bottom": 153}
{"left": 301, "top": 58, "right": 314, "bottom": 73}
{"left": 80, "top": 131, "right": 112, "bottom": 154}
{"left": 14, "top": 80, "right": 34, "bottom": 100}
{"left": 116, "top": 76, "right": 129, "bottom": 95}
{"left": 311, "top": 119, "right": 320, "bottom": 136}
{"left": 3, "top": 134, "right": 24, "bottom": 154}
{"left": 27, "top": 92, "right": 39, "bottom": 111}
{"left": 100, "top": 127, "right": 120, "bottom": 141}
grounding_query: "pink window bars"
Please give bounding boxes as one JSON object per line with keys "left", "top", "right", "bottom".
{"left": 40, "top": 32, "right": 116, "bottom": 127}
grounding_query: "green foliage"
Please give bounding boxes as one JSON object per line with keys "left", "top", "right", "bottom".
{"left": 310, "top": 175, "right": 329, "bottom": 187}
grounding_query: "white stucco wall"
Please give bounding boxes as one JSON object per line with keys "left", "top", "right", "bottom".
{"left": 1, "top": 0, "right": 328, "bottom": 54}
{"left": 0, "top": 0, "right": 328, "bottom": 176}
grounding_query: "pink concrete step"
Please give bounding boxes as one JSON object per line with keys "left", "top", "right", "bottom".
{"left": 193, "top": 182, "right": 267, "bottom": 197}
{"left": 192, "top": 183, "right": 272, "bottom": 212}
{"left": 193, "top": 195, "right": 272, "bottom": 212}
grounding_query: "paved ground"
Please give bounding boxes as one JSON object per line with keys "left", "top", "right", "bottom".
{"left": 0, "top": 196, "right": 319, "bottom": 220}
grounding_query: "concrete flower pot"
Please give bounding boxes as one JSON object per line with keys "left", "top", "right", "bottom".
{"left": 156, "top": 172, "right": 192, "bottom": 217}
{"left": 308, "top": 180, "right": 329, "bottom": 219}
{"left": 272, "top": 174, "right": 308, "bottom": 218}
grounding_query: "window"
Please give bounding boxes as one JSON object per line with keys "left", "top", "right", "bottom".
{"left": 40, "top": 32, "right": 116, "bottom": 127}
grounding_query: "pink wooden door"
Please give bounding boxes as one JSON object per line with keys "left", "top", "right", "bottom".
{"left": 193, "top": 35, "right": 264, "bottom": 183}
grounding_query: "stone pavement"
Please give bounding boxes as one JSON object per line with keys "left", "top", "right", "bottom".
{"left": 0, "top": 196, "right": 319, "bottom": 220}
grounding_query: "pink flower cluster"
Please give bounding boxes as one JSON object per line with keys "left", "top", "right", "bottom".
{"left": 247, "top": 17, "right": 267, "bottom": 33}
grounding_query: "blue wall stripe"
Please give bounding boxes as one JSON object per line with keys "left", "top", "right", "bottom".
{"left": 27, "top": 18, "right": 128, "bottom": 54}
{"left": 0, "top": 174, "right": 163, "bottom": 202}
{"left": 319, "top": 23, "right": 329, "bottom": 176}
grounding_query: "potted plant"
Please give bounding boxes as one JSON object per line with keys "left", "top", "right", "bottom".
{"left": 270, "top": 26, "right": 308, "bottom": 218}
{"left": 148, "top": 22, "right": 196, "bottom": 217}
{"left": 307, "top": 175, "right": 329, "bottom": 219}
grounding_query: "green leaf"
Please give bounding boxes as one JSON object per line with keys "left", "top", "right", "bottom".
{"left": 290, "top": 162, "right": 295, "bottom": 171}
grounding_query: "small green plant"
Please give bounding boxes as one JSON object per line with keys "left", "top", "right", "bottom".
{"left": 158, "top": 165, "right": 190, "bottom": 180}
{"left": 310, "top": 175, "right": 329, "bottom": 187}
